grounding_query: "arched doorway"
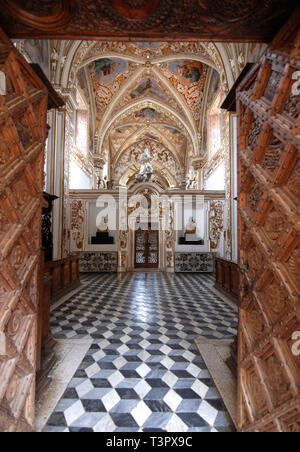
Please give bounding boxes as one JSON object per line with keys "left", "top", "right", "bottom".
{"left": 135, "top": 223, "right": 159, "bottom": 269}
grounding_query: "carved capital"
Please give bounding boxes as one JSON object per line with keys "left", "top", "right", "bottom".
{"left": 93, "top": 156, "right": 106, "bottom": 170}
{"left": 192, "top": 158, "right": 205, "bottom": 171}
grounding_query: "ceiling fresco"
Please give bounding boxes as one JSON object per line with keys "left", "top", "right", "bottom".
{"left": 159, "top": 60, "right": 209, "bottom": 123}
{"left": 130, "top": 78, "right": 166, "bottom": 101}
{"left": 75, "top": 41, "right": 218, "bottom": 187}
{"left": 87, "top": 58, "right": 137, "bottom": 120}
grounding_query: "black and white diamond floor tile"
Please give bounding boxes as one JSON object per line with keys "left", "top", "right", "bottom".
{"left": 45, "top": 273, "right": 237, "bottom": 432}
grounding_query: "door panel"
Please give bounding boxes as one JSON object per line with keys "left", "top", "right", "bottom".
{"left": 135, "top": 227, "right": 159, "bottom": 268}
{"left": 0, "top": 30, "right": 48, "bottom": 432}
{"left": 237, "top": 10, "right": 300, "bottom": 432}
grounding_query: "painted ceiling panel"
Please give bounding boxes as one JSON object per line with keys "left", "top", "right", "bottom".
{"left": 88, "top": 57, "right": 137, "bottom": 120}
{"left": 159, "top": 60, "right": 209, "bottom": 123}
{"left": 74, "top": 40, "right": 226, "bottom": 187}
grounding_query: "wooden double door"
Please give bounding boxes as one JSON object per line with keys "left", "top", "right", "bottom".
{"left": 135, "top": 226, "right": 159, "bottom": 269}
{"left": 236, "top": 9, "right": 300, "bottom": 432}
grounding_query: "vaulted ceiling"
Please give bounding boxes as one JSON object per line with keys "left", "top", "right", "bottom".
{"left": 75, "top": 41, "right": 222, "bottom": 187}
{"left": 0, "top": 0, "right": 297, "bottom": 42}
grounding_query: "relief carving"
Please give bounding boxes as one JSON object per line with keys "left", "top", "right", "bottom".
{"left": 8, "top": 0, "right": 62, "bottom": 15}
{"left": 113, "top": 139, "right": 183, "bottom": 187}
{"left": 13, "top": 181, "right": 31, "bottom": 207}
{"left": 249, "top": 370, "right": 268, "bottom": 417}
{"left": 247, "top": 117, "right": 263, "bottom": 152}
{"left": 264, "top": 70, "right": 282, "bottom": 102}
{"left": 247, "top": 307, "right": 266, "bottom": 341}
{"left": 0, "top": 209, "right": 8, "bottom": 233}
{"left": 7, "top": 310, "right": 22, "bottom": 337}
{"left": 263, "top": 281, "right": 287, "bottom": 317}
{"left": 286, "top": 159, "right": 300, "bottom": 202}
{"left": 264, "top": 354, "right": 291, "bottom": 407}
{"left": 261, "top": 136, "right": 284, "bottom": 174}
{"left": 0, "top": 30, "right": 48, "bottom": 432}
{"left": 3, "top": 0, "right": 290, "bottom": 42}
{"left": 247, "top": 246, "right": 265, "bottom": 280}
{"left": 248, "top": 184, "right": 264, "bottom": 213}
{"left": 288, "top": 248, "right": 300, "bottom": 291}
{"left": 15, "top": 117, "right": 32, "bottom": 149}
{"left": 284, "top": 92, "right": 300, "bottom": 119}
{"left": 9, "top": 245, "right": 24, "bottom": 272}
{"left": 208, "top": 0, "right": 259, "bottom": 23}
{"left": 112, "top": 0, "right": 160, "bottom": 19}
{"left": 0, "top": 139, "right": 8, "bottom": 166}
{"left": 237, "top": 18, "right": 300, "bottom": 432}
{"left": 264, "top": 209, "right": 284, "bottom": 241}
{"left": 285, "top": 419, "right": 300, "bottom": 433}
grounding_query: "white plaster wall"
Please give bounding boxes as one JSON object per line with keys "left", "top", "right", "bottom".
{"left": 69, "top": 159, "right": 92, "bottom": 190}
{"left": 205, "top": 163, "right": 225, "bottom": 191}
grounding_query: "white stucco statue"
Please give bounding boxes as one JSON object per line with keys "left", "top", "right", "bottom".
{"left": 186, "top": 166, "right": 196, "bottom": 189}
{"left": 186, "top": 217, "right": 197, "bottom": 234}
{"left": 97, "top": 218, "right": 108, "bottom": 232}
{"left": 136, "top": 147, "right": 154, "bottom": 182}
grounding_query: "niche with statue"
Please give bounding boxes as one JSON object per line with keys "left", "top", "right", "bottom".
{"left": 179, "top": 217, "right": 204, "bottom": 245}
{"left": 91, "top": 216, "right": 114, "bottom": 245}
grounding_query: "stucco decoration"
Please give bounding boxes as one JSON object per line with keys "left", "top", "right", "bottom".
{"left": 70, "top": 199, "right": 86, "bottom": 252}
{"left": 113, "top": 139, "right": 184, "bottom": 188}
{"left": 209, "top": 200, "right": 224, "bottom": 250}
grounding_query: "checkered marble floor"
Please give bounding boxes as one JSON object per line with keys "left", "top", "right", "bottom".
{"left": 45, "top": 272, "right": 238, "bottom": 432}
